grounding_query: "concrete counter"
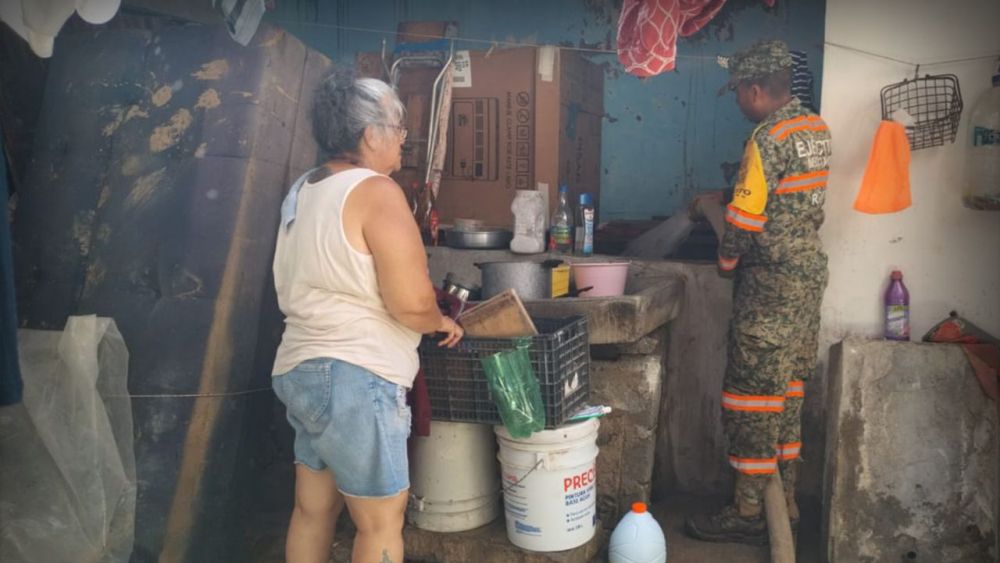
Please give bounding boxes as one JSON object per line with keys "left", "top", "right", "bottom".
{"left": 425, "top": 247, "right": 684, "bottom": 344}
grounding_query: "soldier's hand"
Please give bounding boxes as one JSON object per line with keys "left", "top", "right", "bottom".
{"left": 688, "top": 191, "right": 724, "bottom": 220}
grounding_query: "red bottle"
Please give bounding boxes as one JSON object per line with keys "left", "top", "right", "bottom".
{"left": 428, "top": 207, "right": 440, "bottom": 247}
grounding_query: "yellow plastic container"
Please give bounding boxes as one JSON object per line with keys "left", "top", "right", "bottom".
{"left": 550, "top": 265, "right": 570, "bottom": 298}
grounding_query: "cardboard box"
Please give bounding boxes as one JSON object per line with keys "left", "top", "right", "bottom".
{"left": 433, "top": 47, "right": 604, "bottom": 228}
{"left": 396, "top": 20, "right": 458, "bottom": 43}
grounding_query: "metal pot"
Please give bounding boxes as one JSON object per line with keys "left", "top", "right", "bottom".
{"left": 476, "top": 260, "right": 560, "bottom": 301}
{"left": 443, "top": 228, "right": 513, "bottom": 250}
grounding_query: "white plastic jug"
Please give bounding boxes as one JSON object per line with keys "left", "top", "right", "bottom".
{"left": 608, "top": 502, "right": 667, "bottom": 563}
{"left": 510, "top": 189, "right": 546, "bottom": 254}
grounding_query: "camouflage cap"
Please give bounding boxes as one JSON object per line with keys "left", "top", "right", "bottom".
{"left": 724, "top": 39, "right": 793, "bottom": 88}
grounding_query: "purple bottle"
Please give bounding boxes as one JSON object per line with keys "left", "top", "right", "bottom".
{"left": 884, "top": 270, "right": 910, "bottom": 341}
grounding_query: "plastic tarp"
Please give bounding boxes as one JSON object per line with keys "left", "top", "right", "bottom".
{"left": 0, "top": 315, "right": 135, "bottom": 562}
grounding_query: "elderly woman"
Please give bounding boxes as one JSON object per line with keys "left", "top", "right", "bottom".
{"left": 271, "top": 70, "right": 463, "bottom": 563}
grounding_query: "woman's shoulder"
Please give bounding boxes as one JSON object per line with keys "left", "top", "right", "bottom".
{"left": 307, "top": 166, "right": 389, "bottom": 185}
{"left": 353, "top": 173, "right": 403, "bottom": 203}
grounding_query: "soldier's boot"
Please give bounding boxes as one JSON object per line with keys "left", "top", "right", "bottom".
{"left": 780, "top": 460, "right": 800, "bottom": 531}
{"left": 684, "top": 473, "right": 768, "bottom": 545}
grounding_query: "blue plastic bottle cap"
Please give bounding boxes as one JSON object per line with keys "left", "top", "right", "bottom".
{"left": 559, "top": 184, "right": 568, "bottom": 193}
{"left": 579, "top": 193, "right": 593, "bottom": 205}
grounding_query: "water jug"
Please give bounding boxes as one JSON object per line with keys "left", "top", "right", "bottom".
{"left": 510, "top": 189, "right": 546, "bottom": 254}
{"left": 962, "top": 64, "right": 1000, "bottom": 210}
{"left": 608, "top": 502, "right": 667, "bottom": 563}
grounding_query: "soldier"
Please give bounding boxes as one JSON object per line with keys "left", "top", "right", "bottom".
{"left": 685, "top": 39, "right": 831, "bottom": 544}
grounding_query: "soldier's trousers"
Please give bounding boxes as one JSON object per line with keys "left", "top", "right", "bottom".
{"left": 723, "top": 259, "right": 827, "bottom": 476}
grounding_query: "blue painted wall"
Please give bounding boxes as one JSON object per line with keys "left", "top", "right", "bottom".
{"left": 265, "top": 0, "right": 826, "bottom": 220}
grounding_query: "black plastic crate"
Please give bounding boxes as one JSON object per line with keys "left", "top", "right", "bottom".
{"left": 418, "top": 316, "right": 590, "bottom": 428}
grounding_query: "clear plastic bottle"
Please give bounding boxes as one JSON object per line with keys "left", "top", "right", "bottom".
{"left": 608, "top": 502, "right": 667, "bottom": 563}
{"left": 884, "top": 270, "right": 910, "bottom": 341}
{"left": 549, "top": 185, "right": 573, "bottom": 253}
{"left": 510, "top": 189, "right": 546, "bottom": 254}
{"left": 963, "top": 64, "right": 1000, "bottom": 210}
{"left": 574, "top": 193, "right": 595, "bottom": 256}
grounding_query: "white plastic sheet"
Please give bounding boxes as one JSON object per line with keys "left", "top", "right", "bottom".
{"left": 0, "top": 315, "right": 135, "bottom": 562}
{"left": 0, "top": 0, "right": 122, "bottom": 58}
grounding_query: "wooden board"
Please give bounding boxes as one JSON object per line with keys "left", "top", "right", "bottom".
{"left": 458, "top": 289, "right": 538, "bottom": 338}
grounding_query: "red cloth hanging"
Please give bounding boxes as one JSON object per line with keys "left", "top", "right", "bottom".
{"left": 408, "top": 369, "right": 433, "bottom": 437}
{"left": 617, "top": 0, "right": 777, "bottom": 77}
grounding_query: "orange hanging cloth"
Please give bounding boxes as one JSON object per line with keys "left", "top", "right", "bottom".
{"left": 854, "top": 120, "right": 912, "bottom": 213}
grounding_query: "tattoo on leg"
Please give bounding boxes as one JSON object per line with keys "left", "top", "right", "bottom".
{"left": 380, "top": 549, "right": 393, "bottom": 563}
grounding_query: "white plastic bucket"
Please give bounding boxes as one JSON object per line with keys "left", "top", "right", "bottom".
{"left": 407, "top": 421, "right": 501, "bottom": 532}
{"left": 495, "top": 418, "right": 600, "bottom": 551}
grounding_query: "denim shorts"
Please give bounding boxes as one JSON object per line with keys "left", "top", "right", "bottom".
{"left": 272, "top": 358, "right": 412, "bottom": 498}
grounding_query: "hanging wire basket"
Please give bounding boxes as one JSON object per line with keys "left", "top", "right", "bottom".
{"left": 880, "top": 74, "right": 963, "bottom": 150}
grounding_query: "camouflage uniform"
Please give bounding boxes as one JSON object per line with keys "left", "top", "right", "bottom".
{"left": 719, "top": 41, "right": 830, "bottom": 505}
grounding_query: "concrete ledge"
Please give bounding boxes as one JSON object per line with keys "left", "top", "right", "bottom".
{"left": 426, "top": 247, "right": 684, "bottom": 344}
{"left": 524, "top": 276, "right": 682, "bottom": 344}
{"left": 823, "top": 338, "right": 998, "bottom": 562}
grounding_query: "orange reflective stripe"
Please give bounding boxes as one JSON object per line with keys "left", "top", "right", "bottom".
{"left": 777, "top": 442, "right": 802, "bottom": 460}
{"left": 722, "top": 392, "right": 785, "bottom": 412}
{"left": 769, "top": 115, "right": 810, "bottom": 137}
{"left": 729, "top": 455, "right": 777, "bottom": 474}
{"left": 782, "top": 170, "right": 828, "bottom": 183}
{"left": 775, "top": 182, "right": 826, "bottom": 195}
{"left": 786, "top": 380, "right": 805, "bottom": 398}
{"left": 775, "top": 123, "right": 828, "bottom": 141}
{"left": 725, "top": 204, "right": 766, "bottom": 233}
{"left": 728, "top": 205, "right": 767, "bottom": 222}
{"left": 726, "top": 215, "right": 764, "bottom": 232}
{"left": 770, "top": 115, "right": 827, "bottom": 141}
{"left": 776, "top": 170, "right": 829, "bottom": 195}
{"left": 718, "top": 255, "right": 739, "bottom": 272}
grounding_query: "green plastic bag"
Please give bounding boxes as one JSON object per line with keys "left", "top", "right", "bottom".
{"left": 481, "top": 338, "right": 545, "bottom": 438}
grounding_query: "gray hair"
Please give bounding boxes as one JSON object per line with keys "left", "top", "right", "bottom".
{"left": 311, "top": 69, "right": 405, "bottom": 158}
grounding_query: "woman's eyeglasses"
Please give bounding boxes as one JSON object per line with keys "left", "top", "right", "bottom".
{"left": 378, "top": 123, "right": 408, "bottom": 141}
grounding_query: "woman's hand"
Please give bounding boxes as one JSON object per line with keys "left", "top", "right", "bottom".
{"left": 436, "top": 317, "right": 464, "bottom": 348}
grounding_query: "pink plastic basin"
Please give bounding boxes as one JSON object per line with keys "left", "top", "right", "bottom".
{"left": 572, "top": 261, "right": 630, "bottom": 297}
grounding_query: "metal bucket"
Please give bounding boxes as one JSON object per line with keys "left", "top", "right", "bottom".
{"left": 476, "top": 260, "right": 552, "bottom": 301}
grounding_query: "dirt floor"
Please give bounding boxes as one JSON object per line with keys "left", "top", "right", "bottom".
{"left": 651, "top": 494, "right": 822, "bottom": 563}
{"left": 249, "top": 491, "right": 823, "bottom": 562}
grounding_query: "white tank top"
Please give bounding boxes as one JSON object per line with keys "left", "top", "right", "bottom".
{"left": 271, "top": 168, "right": 421, "bottom": 387}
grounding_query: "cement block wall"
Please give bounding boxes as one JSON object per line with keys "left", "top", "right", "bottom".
{"left": 652, "top": 261, "right": 829, "bottom": 499}
{"left": 824, "top": 339, "right": 998, "bottom": 562}
{"left": 590, "top": 330, "right": 668, "bottom": 525}
{"left": 653, "top": 262, "right": 734, "bottom": 495}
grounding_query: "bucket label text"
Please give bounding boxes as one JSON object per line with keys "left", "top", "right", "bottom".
{"left": 563, "top": 468, "right": 596, "bottom": 492}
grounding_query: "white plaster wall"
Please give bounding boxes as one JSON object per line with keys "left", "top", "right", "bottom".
{"left": 793, "top": 0, "right": 1000, "bottom": 499}
{"left": 820, "top": 0, "right": 1000, "bottom": 344}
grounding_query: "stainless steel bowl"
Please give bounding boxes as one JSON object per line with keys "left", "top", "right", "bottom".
{"left": 442, "top": 228, "right": 513, "bottom": 250}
